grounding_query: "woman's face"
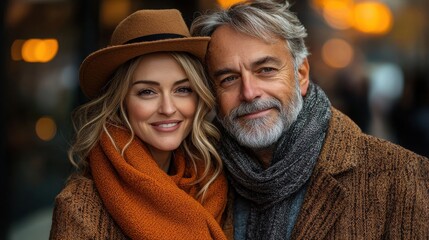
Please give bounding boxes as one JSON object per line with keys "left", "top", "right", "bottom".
{"left": 125, "top": 53, "right": 197, "bottom": 158}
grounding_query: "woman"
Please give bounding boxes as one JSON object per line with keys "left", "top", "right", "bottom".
{"left": 50, "top": 9, "right": 228, "bottom": 239}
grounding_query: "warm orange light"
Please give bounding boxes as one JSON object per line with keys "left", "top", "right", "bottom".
{"left": 311, "top": 0, "right": 326, "bottom": 10}
{"left": 21, "top": 39, "right": 58, "bottom": 63}
{"left": 35, "top": 39, "right": 58, "bottom": 62}
{"left": 323, "top": 0, "right": 354, "bottom": 30}
{"left": 322, "top": 38, "right": 354, "bottom": 68}
{"left": 217, "top": 0, "right": 245, "bottom": 9}
{"left": 22, "top": 39, "right": 39, "bottom": 62}
{"left": 353, "top": 2, "right": 393, "bottom": 35}
{"left": 11, "top": 39, "right": 25, "bottom": 61}
{"left": 100, "top": 0, "right": 131, "bottom": 28}
{"left": 35, "top": 116, "right": 57, "bottom": 141}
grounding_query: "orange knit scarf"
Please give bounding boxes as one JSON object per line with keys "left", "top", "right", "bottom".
{"left": 89, "top": 126, "right": 228, "bottom": 239}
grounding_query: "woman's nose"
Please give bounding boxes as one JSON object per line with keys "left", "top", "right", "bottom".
{"left": 158, "top": 95, "right": 177, "bottom": 116}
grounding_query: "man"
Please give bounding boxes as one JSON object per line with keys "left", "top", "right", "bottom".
{"left": 191, "top": 0, "right": 429, "bottom": 239}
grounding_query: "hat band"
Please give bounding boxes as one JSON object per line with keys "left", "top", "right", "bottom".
{"left": 125, "top": 33, "right": 185, "bottom": 44}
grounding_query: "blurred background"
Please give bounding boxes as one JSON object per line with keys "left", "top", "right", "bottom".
{"left": 1, "top": 0, "right": 428, "bottom": 239}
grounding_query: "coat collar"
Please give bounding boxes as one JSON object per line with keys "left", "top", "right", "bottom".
{"left": 291, "top": 108, "right": 361, "bottom": 239}
{"left": 315, "top": 108, "right": 361, "bottom": 176}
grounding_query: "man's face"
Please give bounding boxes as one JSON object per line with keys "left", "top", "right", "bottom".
{"left": 207, "top": 25, "right": 309, "bottom": 148}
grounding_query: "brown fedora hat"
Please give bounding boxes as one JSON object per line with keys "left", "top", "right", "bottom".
{"left": 79, "top": 9, "right": 210, "bottom": 98}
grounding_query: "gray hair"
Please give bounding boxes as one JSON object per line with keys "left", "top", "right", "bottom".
{"left": 191, "top": 0, "right": 309, "bottom": 70}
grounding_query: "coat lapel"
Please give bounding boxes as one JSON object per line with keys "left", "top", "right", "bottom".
{"left": 290, "top": 167, "right": 348, "bottom": 239}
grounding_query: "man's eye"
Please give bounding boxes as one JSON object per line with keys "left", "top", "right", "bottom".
{"left": 260, "top": 67, "right": 275, "bottom": 73}
{"left": 220, "top": 75, "right": 237, "bottom": 85}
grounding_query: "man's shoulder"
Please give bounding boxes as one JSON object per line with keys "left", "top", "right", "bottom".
{"left": 302, "top": 111, "right": 429, "bottom": 239}
{"left": 323, "top": 107, "right": 428, "bottom": 174}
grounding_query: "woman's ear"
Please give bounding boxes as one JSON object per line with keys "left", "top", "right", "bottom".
{"left": 298, "top": 58, "right": 310, "bottom": 96}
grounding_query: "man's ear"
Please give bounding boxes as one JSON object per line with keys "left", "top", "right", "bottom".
{"left": 298, "top": 58, "right": 310, "bottom": 96}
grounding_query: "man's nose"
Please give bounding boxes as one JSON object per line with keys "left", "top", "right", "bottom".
{"left": 240, "top": 73, "right": 262, "bottom": 102}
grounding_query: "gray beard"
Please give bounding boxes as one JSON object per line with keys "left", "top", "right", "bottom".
{"left": 218, "top": 80, "right": 303, "bottom": 149}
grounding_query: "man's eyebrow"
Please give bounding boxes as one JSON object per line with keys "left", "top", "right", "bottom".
{"left": 251, "top": 56, "right": 282, "bottom": 68}
{"left": 132, "top": 78, "right": 189, "bottom": 86}
{"left": 211, "top": 56, "right": 282, "bottom": 78}
{"left": 212, "top": 68, "right": 235, "bottom": 79}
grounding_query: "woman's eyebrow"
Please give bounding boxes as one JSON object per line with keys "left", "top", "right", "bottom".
{"left": 132, "top": 78, "right": 189, "bottom": 86}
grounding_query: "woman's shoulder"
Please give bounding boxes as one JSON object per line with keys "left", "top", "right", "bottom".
{"left": 52, "top": 174, "right": 103, "bottom": 226}
{"left": 55, "top": 174, "right": 99, "bottom": 204}
{"left": 50, "top": 174, "right": 127, "bottom": 240}
{"left": 53, "top": 173, "right": 110, "bottom": 224}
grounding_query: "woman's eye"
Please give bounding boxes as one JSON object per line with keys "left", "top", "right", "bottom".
{"left": 137, "top": 89, "right": 156, "bottom": 96}
{"left": 176, "top": 87, "right": 193, "bottom": 94}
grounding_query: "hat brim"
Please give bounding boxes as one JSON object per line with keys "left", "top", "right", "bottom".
{"left": 79, "top": 37, "right": 210, "bottom": 98}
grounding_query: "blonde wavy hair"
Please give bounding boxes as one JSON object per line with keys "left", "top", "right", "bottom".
{"left": 68, "top": 52, "right": 222, "bottom": 201}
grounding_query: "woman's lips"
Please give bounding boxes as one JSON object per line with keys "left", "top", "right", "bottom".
{"left": 151, "top": 120, "right": 181, "bottom": 132}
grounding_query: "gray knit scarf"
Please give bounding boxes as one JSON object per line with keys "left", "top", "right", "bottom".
{"left": 215, "top": 83, "right": 331, "bottom": 239}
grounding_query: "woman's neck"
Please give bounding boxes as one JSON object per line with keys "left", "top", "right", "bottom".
{"left": 148, "top": 148, "right": 172, "bottom": 173}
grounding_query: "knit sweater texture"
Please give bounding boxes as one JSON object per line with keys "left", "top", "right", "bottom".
{"left": 50, "top": 175, "right": 128, "bottom": 239}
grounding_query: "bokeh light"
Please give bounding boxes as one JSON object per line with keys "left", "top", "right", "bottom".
{"left": 35, "top": 116, "right": 57, "bottom": 141}
{"left": 322, "top": 38, "right": 354, "bottom": 68}
{"left": 100, "top": 0, "right": 131, "bottom": 28}
{"left": 217, "top": 0, "right": 245, "bottom": 9}
{"left": 353, "top": 2, "right": 393, "bottom": 34}
{"left": 21, "top": 38, "right": 58, "bottom": 63}
{"left": 11, "top": 39, "right": 25, "bottom": 61}
{"left": 311, "top": 0, "right": 326, "bottom": 10}
{"left": 322, "top": 0, "right": 354, "bottom": 30}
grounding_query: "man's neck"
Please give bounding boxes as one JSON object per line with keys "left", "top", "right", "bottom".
{"left": 253, "top": 146, "right": 274, "bottom": 169}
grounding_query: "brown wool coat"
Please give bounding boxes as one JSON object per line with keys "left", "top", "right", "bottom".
{"left": 223, "top": 108, "right": 429, "bottom": 239}
{"left": 50, "top": 176, "right": 128, "bottom": 239}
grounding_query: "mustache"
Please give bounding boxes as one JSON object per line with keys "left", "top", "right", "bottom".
{"left": 229, "top": 98, "right": 282, "bottom": 119}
